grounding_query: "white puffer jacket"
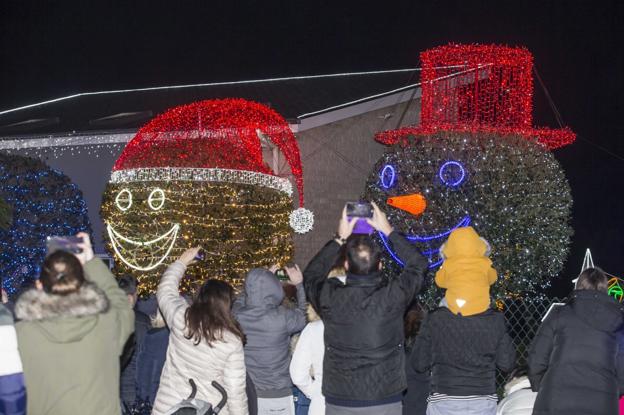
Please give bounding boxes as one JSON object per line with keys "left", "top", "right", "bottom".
{"left": 496, "top": 376, "right": 537, "bottom": 415}
{"left": 153, "top": 261, "right": 248, "bottom": 415}
{"left": 289, "top": 320, "right": 324, "bottom": 415}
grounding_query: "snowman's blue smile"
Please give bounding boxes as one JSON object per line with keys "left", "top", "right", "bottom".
{"left": 378, "top": 215, "right": 471, "bottom": 269}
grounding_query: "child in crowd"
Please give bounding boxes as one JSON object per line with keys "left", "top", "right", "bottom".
{"left": 290, "top": 265, "right": 345, "bottom": 415}
{"left": 233, "top": 264, "right": 307, "bottom": 415}
{"left": 411, "top": 227, "right": 515, "bottom": 415}
{"left": 435, "top": 226, "right": 496, "bottom": 316}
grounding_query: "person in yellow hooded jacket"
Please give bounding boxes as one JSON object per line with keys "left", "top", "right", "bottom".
{"left": 435, "top": 226, "right": 496, "bottom": 316}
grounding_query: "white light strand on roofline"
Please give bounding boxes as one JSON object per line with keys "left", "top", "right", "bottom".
{"left": 0, "top": 133, "right": 132, "bottom": 159}
{"left": 0, "top": 65, "right": 468, "bottom": 117}
{"left": 0, "top": 133, "right": 134, "bottom": 149}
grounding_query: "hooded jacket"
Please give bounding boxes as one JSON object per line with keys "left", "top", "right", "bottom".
{"left": 528, "top": 290, "right": 624, "bottom": 415}
{"left": 435, "top": 226, "right": 496, "bottom": 316}
{"left": 233, "top": 268, "right": 307, "bottom": 397}
{"left": 304, "top": 232, "right": 428, "bottom": 405}
{"left": 14, "top": 258, "right": 134, "bottom": 415}
{"left": 153, "top": 261, "right": 248, "bottom": 415}
{"left": 0, "top": 303, "right": 26, "bottom": 415}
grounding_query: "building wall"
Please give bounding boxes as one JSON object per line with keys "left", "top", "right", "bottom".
{"left": 293, "top": 99, "right": 420, "bottom": 266}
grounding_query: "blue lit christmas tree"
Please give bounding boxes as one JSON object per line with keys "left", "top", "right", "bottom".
{"left": 0, "top": 153, "right": 92, "bottom": 295}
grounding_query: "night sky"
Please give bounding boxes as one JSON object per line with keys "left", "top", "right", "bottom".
{"left": 1, "top": 1, "right": 622, "bottom": 295}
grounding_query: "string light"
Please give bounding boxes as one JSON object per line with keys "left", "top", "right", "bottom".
{"left": 111, "top": 167, "right": 293, "bottom": 196}
{"left": 376, "top": 44, "right": 576, "bottom": 149}
{"left": 438, "top": 161, "right": 466, "bottom": 187}
{"left": 107, "top": 223, "right": 180, "bottom": 271}
{"left": 0, "top": 153, "right": 92, "bottom": 295}
{"left": 608, "top": 277, "right": 623, "bottom": 303}
{"left": 102, "top": 179, "right": 294, "bottom": 296}
{"left": 147, "top": 188, "right": 166, "bottom": 211}
{"left": 289, "top": 208, "right": 314, "bottom": 234}
{"left": 379, "top": 164, "right": 397, "bottom": 189}
{"left": 115, "top": 189, "right": 133, "bottom": 211}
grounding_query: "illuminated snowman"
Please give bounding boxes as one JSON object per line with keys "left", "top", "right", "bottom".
{"left": 364, "top": 44, "right": 576, "bottom": 298}
{"left": 101, "top": 99, "right": 312, "bottom": 295}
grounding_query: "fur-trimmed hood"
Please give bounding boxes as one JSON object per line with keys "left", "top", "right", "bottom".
{"left": 15, "top": 282, "right": 109, "bottom": 343}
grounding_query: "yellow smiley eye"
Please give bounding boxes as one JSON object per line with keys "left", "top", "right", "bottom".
{"left": 148, "top": 188, "right": 165, "bottom": 210}
{"left": 115, "top": 189, "right": 133, "bottom": 211}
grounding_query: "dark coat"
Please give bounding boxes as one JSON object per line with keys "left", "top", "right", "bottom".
{"left": 411, "top": 307, "right": 516, "bottom": 396}
{"left": 136, "top": 326, "right": 169, "bottom": 405}
{"left": 304, "top": 232, "right": 428, "bottom": 404}
{"left": 120, "top": 309, "right": 150, "bottom": 404}
{"left": 528, "top": 290, "right": 624, "bottom": 415}
{"left": 403, "top": 354, "right": 429, "bottom": 415}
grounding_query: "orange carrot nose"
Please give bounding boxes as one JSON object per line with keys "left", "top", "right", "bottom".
{"left": 387, "top": 193, "right": 427, "bottom": 216}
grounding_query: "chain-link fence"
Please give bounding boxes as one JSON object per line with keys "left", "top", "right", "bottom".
{"left": 422, "top": 296, "right": 565, "bottom": 391}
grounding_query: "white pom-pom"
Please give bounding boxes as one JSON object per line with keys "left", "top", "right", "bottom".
{"left": 289, "top": 208, "right": 314, "bottom": 234}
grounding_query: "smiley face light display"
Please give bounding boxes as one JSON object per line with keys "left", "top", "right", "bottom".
{"left": 101, "top": 99, "right": 313, "bottom": 296}
{"left": 365, "top": 44, "right": 575, "bottom": 299}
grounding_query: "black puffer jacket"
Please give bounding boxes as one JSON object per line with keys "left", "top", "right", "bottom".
{"left": 304, "top": 232, "right": 428, "bottom": 404}
{"left": 410, "top": 307, "right": 516, "bottom": 395}
{"left": 528, "top": 290, "right": 624, "bottom": 415}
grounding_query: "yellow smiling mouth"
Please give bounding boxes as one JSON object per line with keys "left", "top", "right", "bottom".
{"left": 106, "top": 223, "right": 180, "bottom": 271}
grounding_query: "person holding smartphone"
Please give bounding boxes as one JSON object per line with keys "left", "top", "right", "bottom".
{"left": 303, "top": 202, "right": 428, "bottom": 415}
{"left": 233, "top": 262, "right": 307, "bottom": 415}
{"left": 13, "top": 233, "right": 134, "bottom": 415}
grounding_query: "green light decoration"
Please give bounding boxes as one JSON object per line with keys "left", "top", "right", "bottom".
{"left": 608, "top": 277, "right": 624, "bottom": 303}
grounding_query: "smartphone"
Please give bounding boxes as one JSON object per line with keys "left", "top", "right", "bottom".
{"left": 194, "top": 249, "right": 205, "bottom": 261}
{"left": 345, "top": 202, "right": 373, "bottom": 218}
{"left": 345, "top": 202, "right": 374, "bottom": 235}
{"left": 275, "top": 269, "right": 288, "bottom": 281}
{"left": 46, "top": 236, "right": 84, "bottom": 255}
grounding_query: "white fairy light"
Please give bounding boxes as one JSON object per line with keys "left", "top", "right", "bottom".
{"left": 110, "top": 167, "right": 293, "bottom": 196}
{"left": 148, "top": 188, "right": 166, "bottom": 211}
{"left": 106, "top": 223, "right": 180, "bottom": 271}
{"left": 115, "top": 189, "right": 133, "bottom": 211}
{"left": 289, "top": 208, "right": 314, "bottom": 234}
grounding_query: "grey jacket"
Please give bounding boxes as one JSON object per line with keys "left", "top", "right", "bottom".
{"left": 233, "top": 268, "right": 307, "bottom": 397}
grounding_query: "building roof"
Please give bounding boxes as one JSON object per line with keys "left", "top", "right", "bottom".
{"left": 0, "top": 68, "right": 420, "bottom": 138}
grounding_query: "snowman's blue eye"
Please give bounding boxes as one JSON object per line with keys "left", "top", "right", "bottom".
{"left": 379, "top": 164, "right": 396, "bottom": 189}
{"left": 439, "top": 161, "right": 465, "bottom": 187}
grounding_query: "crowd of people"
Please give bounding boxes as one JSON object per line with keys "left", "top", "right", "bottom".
{"left": 1, "top": 203, "right": 623, "bottom": 415}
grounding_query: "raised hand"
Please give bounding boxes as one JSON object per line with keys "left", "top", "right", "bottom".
{"left": 366, "top": 202, "right": 394, "bottom": 236}
{"left": 285, "top": 264, "right": 303, "bottom": 285}
{"left": 74, "top": 232, "right": 95, "bottom": 265}
{"left": 337, "top": 207, "right": 358, "bottom": 240}
{"left": 178, "top": 247, "right": 201, "bottom": 267}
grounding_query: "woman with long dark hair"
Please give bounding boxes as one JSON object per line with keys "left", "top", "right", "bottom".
{"left": 153, "top": 247, "right": 248, "bottom": 415}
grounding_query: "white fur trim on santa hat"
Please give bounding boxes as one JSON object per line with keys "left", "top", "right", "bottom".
{"left": 110, "top": 167, "right": 293, "bottom": 196}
